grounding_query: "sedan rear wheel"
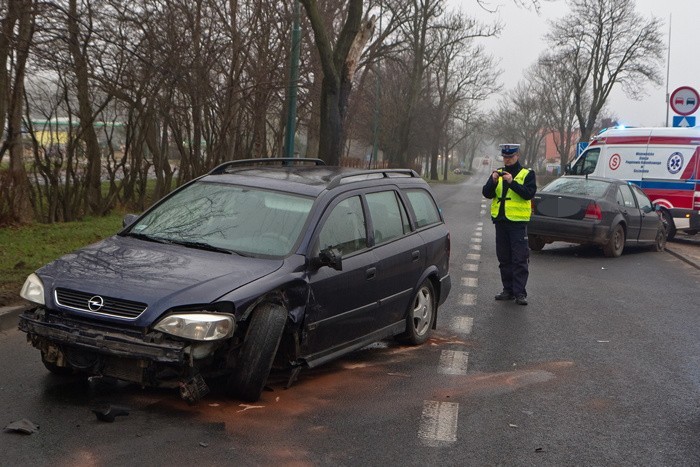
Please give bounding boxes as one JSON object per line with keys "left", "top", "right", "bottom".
{"left": 603, "top": 224, "right": 625, "bottom": 257}
{"left": 227, "top": 303, "right": 287, "bottom": 402}
{"left": 397, "top": 280, "right": 435, "bottom": 345}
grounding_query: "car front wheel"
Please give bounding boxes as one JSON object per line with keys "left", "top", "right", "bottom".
{"left": 398, "top": 279, "right": 436, "bottom": 345}
{"left": 227, "top": 303, "right": 287, "bottom": 402}
{"left": 653, "top": 225, "right": 667, "bottom": 252}
{"left": 603, "top": 224, "right": 625, "bottom": 257}
{"left": 528, "top": 234, "right": 545, "bottom": 251}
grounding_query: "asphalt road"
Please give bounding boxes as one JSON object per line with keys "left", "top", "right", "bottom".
{"left": 1, "top": 166, "right": 699, "bottom": 465}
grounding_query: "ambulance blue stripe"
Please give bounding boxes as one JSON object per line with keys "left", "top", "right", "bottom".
{"left": 629, "top": 180, "right": 698, "bottom": 190}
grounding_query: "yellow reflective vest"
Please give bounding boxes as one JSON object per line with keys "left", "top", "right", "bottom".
{"left": 490, "top": 168, "right": 532, "bottom": 221}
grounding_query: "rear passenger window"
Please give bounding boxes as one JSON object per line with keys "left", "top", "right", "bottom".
{"left": 617, "top": 185, "right": 636, "bottom": 208}
{"left": 366, "top": 191, "right": 410, "bottom": 244}
{"left": 406, "top": 189, "right": 441, "bottom": 228}
{"left": 318, "top": 196, "right": 367, "bottom": 255}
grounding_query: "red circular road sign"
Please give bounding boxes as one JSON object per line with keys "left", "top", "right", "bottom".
{"left": 670, "top": 86, "right": 700, "bottom": 116}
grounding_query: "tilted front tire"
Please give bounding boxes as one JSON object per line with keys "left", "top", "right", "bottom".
{"left": 397, "top": 279, "right": 436, "bottom": 345}
{"left": 227, "top": 303, "right": 287, "bottom": 402}
{"left": 662, "top": 210, "right": 676, "bottom": 240}
{"left": 603, "top": 224, "right": 625, "bottom": 258}
{"left": 528, "top": 234, "right": 545, "bottom": 251}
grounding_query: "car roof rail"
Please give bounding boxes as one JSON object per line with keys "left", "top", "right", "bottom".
{"left": 326, "top": 169, "right": 419, "bottom": 190}
{"left": 208, "top": 158, "right": 326, "bottom": 175}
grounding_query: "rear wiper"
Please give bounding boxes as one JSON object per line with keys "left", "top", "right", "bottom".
{"left": 168, "top": 240, "right": 234, "bottom": 255}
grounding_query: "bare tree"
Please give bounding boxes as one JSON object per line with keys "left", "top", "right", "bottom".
{"left": 490, "top": 81, "right": 547, "bottom": 169}
{"left": 546, "top": 0, "right": 664, "bottom": 142}
{"left": 299, "top": 0, "right": 376, "bottom": 165}
{"left": 0, "top": 0, "right": 36, "bottom": 224}
{"left": 529, "top": 53, "right": 579, "bottom": 172}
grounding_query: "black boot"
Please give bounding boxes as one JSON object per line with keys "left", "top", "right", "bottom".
{"left": 494, "top": 291, "right": 514, "bottom": 301}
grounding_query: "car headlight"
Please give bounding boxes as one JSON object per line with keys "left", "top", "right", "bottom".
{"left": 154, "top": 313, "right": 235, "bottom": 341}
{"left": 20, "top": 273, "right": 45, "bottom": 305}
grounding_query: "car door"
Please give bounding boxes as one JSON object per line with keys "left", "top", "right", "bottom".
{"left": 306, "top": 194, "right": 379, "bottom": 355}
{"left": 616, "top": 184, "right": 643, "bottom": 242}
{"left": 630, "top": 184, "right": 660, "bottom": 242}
{"left": 365, "top": 189, "right": 424, "bottom": 328}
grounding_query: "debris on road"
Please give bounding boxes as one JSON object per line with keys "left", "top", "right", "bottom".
{"left": 92, "top": 405, "right": 130, "bottom": 422}
{"left": 4, "top": 419, "right": 39, "bottom": 434}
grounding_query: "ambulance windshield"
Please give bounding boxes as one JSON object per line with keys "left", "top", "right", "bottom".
{"left": 569, "top": 148, "right": 600, "bottom": 176}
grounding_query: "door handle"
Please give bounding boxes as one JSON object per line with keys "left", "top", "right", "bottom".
{"left": 412, "top": 251, "right": 420, "bottom": 261}
{"left": 366, "top": 267, "right": 377, "bottom": 280}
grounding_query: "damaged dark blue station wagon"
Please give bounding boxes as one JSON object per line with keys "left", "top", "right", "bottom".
{"left": 18, "top": 159, "right": 451, "bottom": 403}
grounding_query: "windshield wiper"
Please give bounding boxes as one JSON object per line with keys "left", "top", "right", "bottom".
{"left": 125, "top": 232, "right": 170, "bottom": 244}
{"left": 167, "top": 239, "right": 234, "bottom": 255}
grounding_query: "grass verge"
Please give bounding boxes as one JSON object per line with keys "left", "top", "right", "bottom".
{"left": 0, "top": 213, "right": 124, "bottom": 306}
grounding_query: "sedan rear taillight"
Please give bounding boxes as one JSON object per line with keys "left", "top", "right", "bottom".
{"left": 584, "top": 202, "right": 602, "bottom": 220}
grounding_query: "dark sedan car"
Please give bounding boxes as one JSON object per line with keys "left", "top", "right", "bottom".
{"left": 18, "top": 159, "right": 451, "bottom": 403}
{"left": 528, "top": 176, "right": 666, "bottom": 257}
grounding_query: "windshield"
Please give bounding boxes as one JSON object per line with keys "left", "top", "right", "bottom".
{"left": 542, "top": 178, "right": 611, "bottom": 197}
{"left": 129, "top": 182, "right": 313, "bottom": 256}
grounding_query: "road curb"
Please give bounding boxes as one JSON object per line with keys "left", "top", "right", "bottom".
{"left": 0, "top": 304, "right": 30, "bottom": 333}
{"left": 665, "top": 247, "right": 700, "bottom": 270}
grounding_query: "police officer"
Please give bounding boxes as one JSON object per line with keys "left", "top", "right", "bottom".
{"left": 482, "top": 144, "right": 537, "bottom": 305}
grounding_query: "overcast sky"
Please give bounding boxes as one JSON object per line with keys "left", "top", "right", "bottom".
{"left": 449, "top": 0, "right": 699, "bottom": 127}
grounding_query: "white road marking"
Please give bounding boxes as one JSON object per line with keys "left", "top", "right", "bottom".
{"left": 470, "top": 244, "right": 481, "bottom": 251}
{"left": 461, "top": 277, "right": 478, "bottom": 287}
{"left": 466, "top": 254, "right": 480, "bottom": 261}
{"left": 459, "top": 293, "right": 476, "bottom": 306}
{"left": 462, "top": 263, "right": 478, "bottom": 272}
{"left": 480, "top": 210, "right": 486, "bottom": 216}
{"left": 438, "top": 350, "right": 469, "bottom": 375}
{"left": 471, "top": 237, "right": 482, "bottom": 243}
{"left": 419, "top": 401, "right": 459, "bottom": 446}
{"left": 452, "top": 316, "right": 474, "bottom": 334}
{"left": 473, "top": 231, "right": 482, "bottom": 237}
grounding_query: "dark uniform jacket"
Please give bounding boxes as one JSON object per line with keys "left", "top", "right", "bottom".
{"left": 482, "top": 161, "right": 537, "bottom": 223}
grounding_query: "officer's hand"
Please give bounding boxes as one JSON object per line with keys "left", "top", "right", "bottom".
{"left": 502, "top": 172, "right": 513, "bottom": 183}
{"left": 491, "top": 171, "right": 500, "bottom": 182}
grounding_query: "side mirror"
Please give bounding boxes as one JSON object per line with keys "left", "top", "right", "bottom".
{"left": 313, "top": 247, "right": 343, "bottom": 271}
{"left": 122, "top": 213, "right": 139, "bottom": 228}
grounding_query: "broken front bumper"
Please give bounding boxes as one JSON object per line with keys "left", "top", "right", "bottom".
{"left": 18, "top": 308, "right": 187, "bottom": 363}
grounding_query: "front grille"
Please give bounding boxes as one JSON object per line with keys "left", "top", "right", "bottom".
{"left": 55, "top": 288, "right": 147, "bottom": 319}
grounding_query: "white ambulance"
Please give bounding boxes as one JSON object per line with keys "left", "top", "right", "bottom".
{"left": 567, "top": 127, "right": 700, "bottom": 239}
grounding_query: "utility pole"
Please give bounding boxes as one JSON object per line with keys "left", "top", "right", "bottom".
{"left": 665, "top": 14, "right": 672, "bottom": 127}
{"left": 284, "top": 1, "right": 301, "bottom": 157}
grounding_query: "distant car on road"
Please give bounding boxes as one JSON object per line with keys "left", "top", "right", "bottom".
{"left": 528, "top": 176, "right": 667, "bottom": 257}
{"left": 18, "top": 158, "right": 451, "bottom": 403}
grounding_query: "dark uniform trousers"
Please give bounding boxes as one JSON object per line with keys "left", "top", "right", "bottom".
{"left": 495, "top": 222, "right": 529, "bottom": 297}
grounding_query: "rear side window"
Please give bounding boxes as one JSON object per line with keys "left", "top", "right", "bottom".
{"left": 318, "top": 196, "right": 367, "bottom": 255}
{"left": 366, "top": 191, "right": 410, "bottom": 244}
{"left": 542, "top": 178, "right": 610, "bottom": 197}
{"left": 617, "top": 185, "right": 636, "bottom": 208}
{"left": 406, "top": 189, "right": 441, "bottom": 228}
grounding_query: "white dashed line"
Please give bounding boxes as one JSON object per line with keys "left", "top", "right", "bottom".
{"left": 462, "top": 263, "right": 478, "bottom": 272}
{"left": 469, "top": 244, "right": 481, "bottom": 251}
{"left": 438, "top": 350, "right": 469, "bottom": 375}
{"left": 466, "top": 254, "right": 480, "bottom": 261}
{"left": 471, "top": 237, "right": 482, "bottom": 243}
{"left": 452, "top": 316, "right": 474, "bottom": 334}
{"left": 461, "top": 277, "right": 478, "bottom": 287}
{"left": 473, "top": 231, "right": 482, "bottom": 237}
{"left": 459, "top": 293, "right": 476, "bottom": 306}
{"left": 418, "top": 401, "right": 459, "bottom": 446}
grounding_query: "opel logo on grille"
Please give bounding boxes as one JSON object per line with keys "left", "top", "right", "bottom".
{"left": 87, "top": 296, "right": 104, "bottom": 312}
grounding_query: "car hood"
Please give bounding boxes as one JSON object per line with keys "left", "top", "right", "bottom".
{"left": 36, "top": 235, "right": 284, "bottom": 326}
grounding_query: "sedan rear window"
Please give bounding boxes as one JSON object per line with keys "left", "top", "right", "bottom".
{"left": 542, "top": 178, "right": 610, "bottom": 197}
{"left": 130, "top": 182, "right": 313, "bottom": 256}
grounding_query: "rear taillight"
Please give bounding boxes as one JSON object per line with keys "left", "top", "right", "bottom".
{"left": 584, "top": 202, "right": 602, "bottom": 220}
{"left": 694, "top": 192, "right": 700, "bottom": 210}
